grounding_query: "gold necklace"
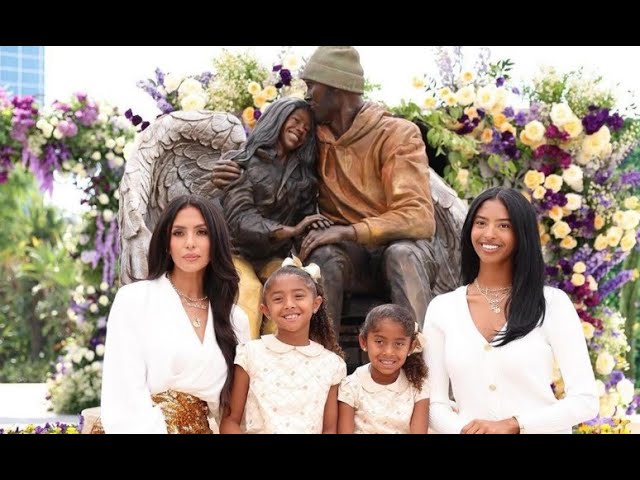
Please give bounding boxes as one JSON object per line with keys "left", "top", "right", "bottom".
{"left": 167, "top": 273, "right": 208, "bottom": 327}
{"left": 474, "top": 279, "right": 511, "bottom": 314}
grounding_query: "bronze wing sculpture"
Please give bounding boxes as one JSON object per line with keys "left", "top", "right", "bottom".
{"left": 118, "top": 111, "right": 247, "bottom": 284}
{"left": 427, "top": 169, "right": 467, "bottom": 296}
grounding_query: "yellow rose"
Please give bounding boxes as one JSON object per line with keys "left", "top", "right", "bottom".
{"left": 493, "top": 113, "right": 507, "bottom": 128}
{"left": 247, "top": 81, "right": 261, "bottom": 96}
{"left": 606, "top": 226, "right": 623, "bottom": 247}
{"left": 563, "top": 117, "right": 583, "bottom": 138}
{"left": 460, "top": 70, "right": 475, "bottom": 84}
{"left": 524, "top": 121, "right": 545, "bottom": 142}
{"left": 438, "top": 87, "right": 452, "bottom": 98}
{"left": 253, "top": 93, "right": 268, "bottom": 109}
{"left": 620, "top": 233, "right": 637, "bottom": 252}
{"left": 532, "top": 185, "right": 547, "bottom": 200}
{"left": 587, "top": 275, "right": 598, "bottom": 291}
{"left": 242, "top": 107, "right": 256, "bottom": 127}
{"left": 624, "top": 196, "right": 639, "bottom": 209}
{"left": 540, "top": 233, "right": 551, "bottom": 246}
{"left": 481, "top": 128, "right": 494, "bottom": 144}
{"left": 571, "top": 273, "right": 585, "bottom": 286}
{"left": 551, "top": 221, "right": 571, "bottom": 239}
{"left": 560, "top": 235, "right": 577, "bottom": 250}
{"left": 548, "top": 205, "right": 564, "bottom": 222}
{"left": 544, "top": 174, "right": 563, "bottom": 193}
{"left": 573, "top": 261, "right": 586, "bottom": 274}
{"left": 594, "top": 234, "right": 609, "bottom": 251}
{"left": 594, "top": 214, "right": 605, "bottom": 230}
{"left": 422, "top": 96, "right": 437, "bottom": 110}
{"left": 581, "top": 322, "right": 595, "bottom": 340}
{"left": 464, "top": 106, "right": 479, "bottom": 120}
{"left": 262, "top": 85, "right": 278, "bottom": 101}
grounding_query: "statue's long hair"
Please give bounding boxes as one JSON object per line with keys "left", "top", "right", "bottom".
{"left": 460, "top": 187, "right": 546, "bottom": 346}
{"left": 236, "top": 97, "right": 317, "bottom": 174}
{"left": 147, "top": 194, "right": 240, "bottom": 410}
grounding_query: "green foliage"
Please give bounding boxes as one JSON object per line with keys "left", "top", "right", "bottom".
{"left": 209, "top": 50, "right": 270, "bottom": 114}
{"left": 0, "top": 166, "right": 79, "bottom": 382}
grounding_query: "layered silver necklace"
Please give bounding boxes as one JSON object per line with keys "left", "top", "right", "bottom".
{"left": 166, "top": 273, "right": 208, "bottom": 327}
{"left": 474, "top": 279, "right": 511, "bottom": 314}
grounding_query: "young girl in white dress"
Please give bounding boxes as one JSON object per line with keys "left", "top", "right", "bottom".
{"left": 338, "top": 304, "right": 429, "bottom": 434}
{"left": 424, "top": 187, "right": 598, "bottom": 434}
{"left": 220, "top": 259, "right": 347, "bottom": 434}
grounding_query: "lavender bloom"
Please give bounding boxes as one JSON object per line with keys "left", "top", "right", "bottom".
{"left": 197, "top": 71, "right": 213, "bottom": 85}
{"left": 156, "top": 98, "right": 174, "bottom": 114}
{"left": 619, "top": 171, "right": 640, "bottom": 189}
{"left": 599, "top": 269, "right": 636, "bottom": 298}
{"left": 154, "top": 68, "right": 165, "bottom": 86}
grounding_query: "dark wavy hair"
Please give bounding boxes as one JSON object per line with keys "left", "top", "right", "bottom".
{"left": 360, "top": 304, "right": 428, "bottom": 391}
{"left": 146, "top": 194, "right": 240, "bottom": 409}
{"left": 460, "top": 187, "right": 546, "bottom": 346}
{"left": 262, "top": 266, "right": 344, "bottom": 359}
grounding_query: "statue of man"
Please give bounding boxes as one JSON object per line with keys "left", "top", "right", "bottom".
{"left": 214, "top": 46, "right": 438, "bottom": 330}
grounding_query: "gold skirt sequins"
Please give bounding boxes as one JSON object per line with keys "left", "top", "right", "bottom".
{"left": 90, "top": 390, "right": 212, "bottom": 434}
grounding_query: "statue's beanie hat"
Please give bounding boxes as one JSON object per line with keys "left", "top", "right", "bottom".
{"left": 302, "top": 46, "right": 365, "bottom": 94}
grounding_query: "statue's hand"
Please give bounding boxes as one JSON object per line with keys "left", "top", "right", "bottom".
{"left": 212, "top": 159, "right": 242, "bottom": 189}
{"left": 294, "top": 214, "right": 333, "bottom": 236}
{"left": 298, "top": 225, "right": 356, "bottom": 262}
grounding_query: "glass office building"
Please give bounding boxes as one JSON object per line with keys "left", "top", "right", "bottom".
{"left": 0, "top": 46, "right": 45, "bottom": 99}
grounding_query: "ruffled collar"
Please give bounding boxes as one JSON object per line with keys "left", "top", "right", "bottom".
{"left": 262, "top": 334, "right": 324, "bottom": 357}
{"left": 355, "top": 364, "right": 410, "bottom": 394}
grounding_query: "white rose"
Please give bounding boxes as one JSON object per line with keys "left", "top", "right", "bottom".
{"left": 100, "top": 282, "right": 109, "bottom": 291}
{"left": 89, "top": 304, "right": 99, "bottom": 313}
{"left": 98, "top": 193, "right": 109, "bottom": 205}
{"left": 105, "top": 138, "right": 116, "bottom": 149}
{"left": 102, "top": 209, "right": 114, "bottom": 223}
{"left": 95, "top": 344, "right": 105, "bottom": 357}
{"left": 565, "top": 193, "right": 582, "bottom": 211}
{"left": 85, "top": 350, "right": 95, "bottom": 362}
{"left": 178, "top": 78, "right": 204, "bottom": 97}
{"left": 86, "top": 286, "right": 96, "bottom": 295}
{"left": 98, "top": 295, "right": 109, "bottom": 306}
{"left": 616, "top": 378, "right": 635, "bottom": 405}
{"left": 595, "top": 351, "right": 615, "bottom": 376}
{"left": 180, "top": 93, "right": 207, "bottom": 112}
{"left": 562, "top": 165, "right": 584, "bottom": 192}
{"left": 164, "top": 73, "right": 184, "bottom": 94}
{"left": 550, "top": 103, "right": 575, "bottom": 127}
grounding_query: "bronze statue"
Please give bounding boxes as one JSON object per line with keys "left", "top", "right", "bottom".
{"left": 118, "top": 48, "right": 467, "bottom": 355}
{"left": 213, "top": 47, "right": 467, "bottom": 332}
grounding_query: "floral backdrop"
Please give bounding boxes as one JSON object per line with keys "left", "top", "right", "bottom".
{"left": 0, "top": 46, "right": 638, "bottom": 433}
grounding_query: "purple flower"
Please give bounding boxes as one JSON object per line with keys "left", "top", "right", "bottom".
{"left": 496, "top": 77, "right": 505, "bottom": 87}
{"left": 57, "top": 120, "right": 78, "bottom": 138}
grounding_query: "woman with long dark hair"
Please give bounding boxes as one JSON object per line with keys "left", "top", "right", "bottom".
{"left": 96, "top": 194, "right": 250, "bottom": 433}
{"left": 222, "top": 97, "right": 330, "bottom": 337}
{"left": 424, "top": 187, "right": 598, "bottom": 434}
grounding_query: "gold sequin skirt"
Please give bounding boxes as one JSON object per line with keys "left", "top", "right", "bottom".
{"left": 90, "top": 390, "right": 213, "bottom": 434}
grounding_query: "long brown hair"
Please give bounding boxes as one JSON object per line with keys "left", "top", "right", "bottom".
{"left": 147, "top": 194, "right": 240, "bottom": 410}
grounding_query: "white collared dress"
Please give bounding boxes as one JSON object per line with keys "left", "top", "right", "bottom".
{"left": 338, "top": 364, "right": 429, "bottom": 434}
{"left": 235, "top": 334, "right": 346, "bottom": 434}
